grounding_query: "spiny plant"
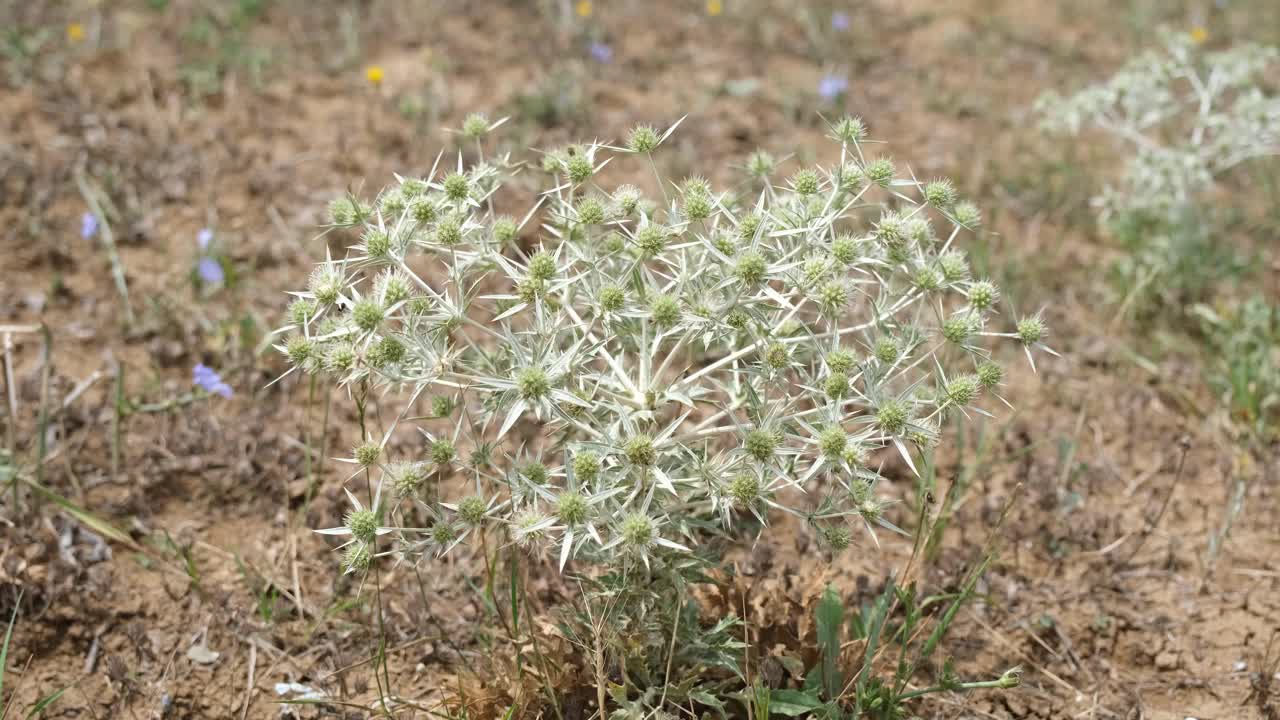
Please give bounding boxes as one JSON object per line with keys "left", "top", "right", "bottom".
{"left": 1037, "top": 31, "right": 1279, "bottom": 223}
{"left": 1036, "top": 31, "right": 1279, "bottom": 320}
{"left": 275, "top": 112, "right": 1051, "bottom": 715}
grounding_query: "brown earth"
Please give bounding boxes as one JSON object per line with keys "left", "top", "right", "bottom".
{"left": 1, "top": 1, "right": 1278, "bottom": 718}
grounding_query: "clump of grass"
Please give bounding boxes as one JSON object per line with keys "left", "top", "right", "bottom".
{"left": 274, "top": 112, "right": 1049, "bottom": 714}
{"left": 1193, "top": 297, "right": 1279, "bottom": 444}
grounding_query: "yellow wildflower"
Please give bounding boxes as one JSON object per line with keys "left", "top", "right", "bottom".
{"left": 706, "top": 0, "right": 723, "bottom": 16}
{"left": 1189, "top": 27, "right": 1208, "bottom": 45}
{"left": 66, "top": 23, "right": 85, "bottom": 43}
{"left": 576, "top": 0, "right": 593, "bottom": 17}
{"left": 366, "top": 65, "right": 385, "bottom": 86}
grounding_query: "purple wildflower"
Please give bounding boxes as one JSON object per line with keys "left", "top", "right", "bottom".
{"left": 197, "top": 228, "right": 214, "bottom": 251}
{"left": 197, "top": 256, "right": 225, "bottom": 285}
{"left": 81, "top": 212, "right": 98, "bottom": 239}
{"left": 589, "top": 41, "right": 613, "bottom": 64}
{"left": 818, "top": 74, "right": 848, "bottom": 102}
{"left": 831, "top": 12, "right": 850, "bottom": 31}
{"left": 193, "top": 363, "right": 233, "bottom": 398}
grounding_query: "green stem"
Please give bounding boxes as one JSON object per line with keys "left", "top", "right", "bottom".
{"left": 355, "top": 383, "right": 392, "bottom": 715}
{"left": 519, "top": 556, "right": 563, "bottom": 720}
{"left": 111, "top": 365, "right": 124, "bottom": 485}
{"left": 898, "top": 677, "right": 1009, "bottom": 701}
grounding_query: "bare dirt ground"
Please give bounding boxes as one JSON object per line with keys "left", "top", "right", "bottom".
{"left": 1, "top": 1, "right": 1277, "bottom": 718}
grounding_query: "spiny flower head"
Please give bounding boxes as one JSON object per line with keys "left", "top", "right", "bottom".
{"left": 619, "top": 513, "right": 654, "bottom": 548}
{"left": 977, "top": 361, "right": 1005, "bottom": 388}
{"left": 650, "top": 294, "right": 681, "bottom": 328}
{"left": 790, "top": 168, "right": 820, "bottom": 195}
{"left": 817, "top": 281, "right": 849, "bottom": 313}
{"left": 392, "top": 462, "right": 430, "bottom": 497}
{"left": 462, "top": 112, "right": 490, "bottom": 139}
{"left": 434, "top": 214, "right": 465, "bottom": 246}
{"left": 324, "top": 344, "right": 358, "bottom": 373}
{"left": 286, "top": 336, "right": 317, "bottom": 366}
{"left": 576, "top": 196, "right": 607, "bottom": 225}
{"left": 1017, "top": 315, "right": 1048, "bottom": 344}
{"left": 612, "top": 185, "right": 643, "bottom": 215}
{"left": 598, "top": 285, "right": 625, "bottom": 313}
{"left": 635, "top": 224, "right": 669, "bottom": 258}
{"left": 443, "top": 172, "right": 470, "bottom": 202}
{"left": 565, "top": 153, "right": 594, "bottom": 184}
{"left": 572, "top": 451, "right": 601, "bottom": 483}
{"left": 528, "top": 251, "right": 557, "bottom": 282}
{"left": 953, "top": 201, "right": 982, "bottom": 228}
{"left": 457, "top": 496, "right": 487, "bottom": 526}
{"left": 827, "top": 349, "right": 856, "bottom": 375}
{"left": 354, "top": 442, "right": 381, "bottom": 467}
{"left": 345, "top": 508, "right": 379, "bottom": 544}
{"left": 727, "top": 475, "right": 760, "bottom": 508}
{"left": 329, "top": 196, "right": 368, "bottom": 226}
{"left": 825, "top": 372, "right": 849, "bottom": 399}
{"left": 627, "top": 125, "right": 660, "bottom": 153}
{"left": 818, "top": 425, "right": 847, "bottom": 458}
{"left": 874, "top": 337, "right": 899, "bottom": 364}
{"left": 832, "top": 115, "right": 867, "bottom": 144}
{"left": 367, "top": 336, "right": 406, "bottom": 368}
{"left": 823, "top": 524, "right": 853, "bottom": 551}
{"left": 802, "top": 256, "right": 831, "bottom": 287}
{"left": 831, "top": 234, "right": 859, "bottom": 264}
{"left": 410, "top": 196, "right": 439, "bottom": 223}
{"left": 683, "top": 191, "right": 714, "bottom": 221}
{"left": 352, "top": 299, "right": 385, "bottom": 332}
{"left": 914, "top": 266, "right": 943, "bottom": 292}
{"left": 944, "top": 375, "right": 981, "bottom": 406}
{"left": 625, "top": 434, "right": 656, "bottom": 466}
{"left": 924, "top": 179, "right": 958, "bottom": 208}
{"left": 517, "top": 367, "right": 551, "bottom": 400}
{"left": 938, "top": 251, "right": 970, "bottom": 283}
{"left": 747, "top": 150, "right": 775, "bottom": 177}
{"left": 764, "top": 342, "right": 790, "bottom": 369}
{"left": 736, "top": 252, "right": 768, "bottom": 286}
{"left": 942, "top": 313, "right": 980, "bottom": 345}
{"left": 492, "top": 216, "right": 518, "bottom": 244}
{"left": 429, "top": 523, "right": 457, "bottom": 546}
{"left": 864, "top": 157, "right": 896, "bottom": 187}
{"left": 523, "top": 461, "right": 549, "bottom": 485}
{"left": 431, "top": 438, "right": 456, "bottom": 465}
{"left": 968, "top": 280, "right": 999, "bottom": 311}
{"left": 877, "top": 398, "right": 909, "bottom": 435}
{"left": 743, "top": 429, "right": 778, "bottom": 463}
{"left": 343, "top": 543, "right": 372, "bottom": 573}
{"left": 557, "top": 491, "right": 589, "bottom": 525}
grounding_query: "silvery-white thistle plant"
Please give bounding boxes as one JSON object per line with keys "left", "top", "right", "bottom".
{"left": 1036, "top": 31, "right": 1280, "bottom": 223}
{"left": 276, "top": 112, "right": 1053, "bottom": 611}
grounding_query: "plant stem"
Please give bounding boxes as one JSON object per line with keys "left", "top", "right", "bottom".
{"left": 898, "top": 677, "right": 1009, "bottom": 701}
{"left": 518, "top": 555, "right": 563, "bottom": 720}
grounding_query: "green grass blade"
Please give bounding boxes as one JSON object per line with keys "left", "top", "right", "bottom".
{"left": 0, "top": 588, "right": 24, "bottom": 716}
{"left": 24, "top": 684, "right": 68, "bottom": 718}
{"left": 20, "top": 477, "right": 138, "bottom": 551}
{"left": 855, "top": 577, "right": 894, "bottom": 704}
{"left": 815, "top": 586, "right": 844, "bottom": 700}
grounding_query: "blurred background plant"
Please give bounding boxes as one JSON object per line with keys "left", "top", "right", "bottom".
{"left": 1037, "top": 31, "right": 1280, "bottom": 326}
